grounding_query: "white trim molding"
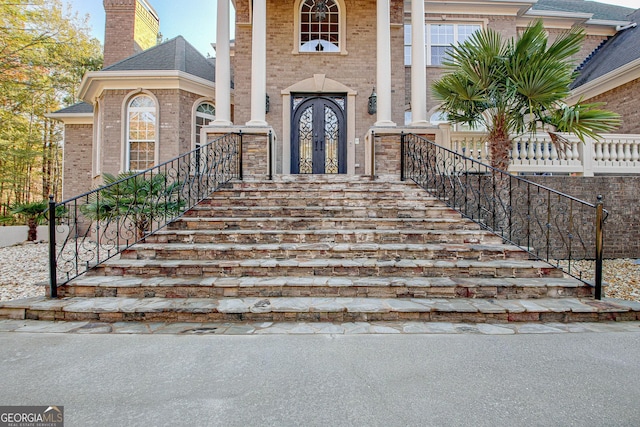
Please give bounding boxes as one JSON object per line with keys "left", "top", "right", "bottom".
{"left": 79, "top": 70, "right": 220, "bottom": 104}
{"left": 45, "top": 112, "right": 93, "bottom": 125}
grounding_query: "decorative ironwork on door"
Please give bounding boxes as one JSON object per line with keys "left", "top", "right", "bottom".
{"left": 292, "top": 96, "right": 346, "bottom": 174}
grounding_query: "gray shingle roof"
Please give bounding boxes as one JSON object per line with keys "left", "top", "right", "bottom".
{"left": 572, "top": 9, "right": 640, "bottom": 89}
{"left": 532, "top": 0, "right": 635, "bottom": 21}
{"left": 102, "top": 36, "right": 215, "bottom": 82}
{"left": 52, "top": 102, "right": 94, "bottom": 114}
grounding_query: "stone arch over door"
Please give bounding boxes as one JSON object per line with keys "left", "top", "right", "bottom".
{"left": 282, "top": 74, "right": 356, "bottom": 174}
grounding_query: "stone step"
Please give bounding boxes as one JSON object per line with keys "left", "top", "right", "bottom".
{"left": 184, "top": 205, "right": 459, "bottom": 219}
{"left": 169, "top": 217, "right": 482, "bottom": 231}
{"left": 200, "top": 195, "right": 443, "bottom": 208}
{"left": 235, "top": 174, "right": 404, "bottom": 190}
{"left": 2, "top": 296, "right": 638, "bottom": 324}
{"left": 119, "top": 242, "right": 530, "bottom": 262}
{"left": 210, "top": 191, "right": 441, "bottom": 204}
{"left": 59, "top": 275, "right": 593, "bottom": 300}
{"left": 89, "top": 258, "right": 563, "bottom": 279}
{"left": 145, "top": 229, "right": 504, "bottom": 245}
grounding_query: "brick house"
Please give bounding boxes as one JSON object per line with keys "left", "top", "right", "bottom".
{"left": 49, "top": 0, "right": 638, "bottom": 200}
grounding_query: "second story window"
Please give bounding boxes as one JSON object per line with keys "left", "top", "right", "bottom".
{"left": 427, "top": 23, "right": 481, "bottom": 66}
{"left": 299, "top": 0, "right": 340, "bottom": 52}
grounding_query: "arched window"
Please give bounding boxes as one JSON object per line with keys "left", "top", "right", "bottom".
{"left": 194, "top": 102, "right": 215, "bottom": 149}
{"left": 299, "top": 0, "right": 340, "bottom": 52}
{"left": 127, "top": 95, "right": 156, "bottom": 171}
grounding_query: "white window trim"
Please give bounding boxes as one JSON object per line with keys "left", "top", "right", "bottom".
{"left": 122, "top": 91, "right": 159, "bottom": 172}
{"left": 92, "top": 98, "right": 102, "bottom": 178}
{"left": 292, "top": 0, "right": 347, "bottom": 55}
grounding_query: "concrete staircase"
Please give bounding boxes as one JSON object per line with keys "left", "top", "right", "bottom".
{"left": 2, "top": 175, "right": 639, "bottom": 323}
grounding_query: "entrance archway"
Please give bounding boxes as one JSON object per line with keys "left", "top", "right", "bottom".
{"left": 291, "top": 95, "right": 347, "bottom": 174}
{"left": 282, "top": 75, "right": 356, "bottom": 174}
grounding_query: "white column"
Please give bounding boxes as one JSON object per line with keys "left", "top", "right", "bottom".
{"left": 213, "top": 0, "right": 232, "bottom": 125}
{"left": 246, "top": 0, "right": 268, "bottom": 126}
{"left": 410, "top": 0, "right": 428, "bottom": 126}
{"left": 375, "top": 0, "right": 396, "bottom": 126}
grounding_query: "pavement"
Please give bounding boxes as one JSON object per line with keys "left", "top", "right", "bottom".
{"left": 1, "top": 321, "right": 640, "bottom": 426}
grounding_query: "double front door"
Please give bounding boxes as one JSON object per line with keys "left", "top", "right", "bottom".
{"left": 291, "top": 95, "right": 346, "bottom": 174}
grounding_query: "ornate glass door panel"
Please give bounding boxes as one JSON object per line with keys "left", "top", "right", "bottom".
{"left": 291, "top": 95, "right": 346, "bottom": 174}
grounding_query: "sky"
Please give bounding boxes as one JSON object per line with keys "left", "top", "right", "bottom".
{"left": 68, "top": 0, "right": 638, "bottom": 59}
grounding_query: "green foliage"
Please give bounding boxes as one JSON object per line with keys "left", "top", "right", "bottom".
{"left": 10, "top": 200, "right": 48, "bottom": 241}
{"left": 432, "top": 20, "right": 621, "bottom": 171}
{"left": 10, "top": 200, "right": 48, "bottom": 220}
{"left": 0, "top": 0, "right": 103, "bottom": 209}
{"left": 81, "top": 173, "right": 187, "bottom": 239}
{"left": 0, "top": 215, "right": 16, "bottom": 225}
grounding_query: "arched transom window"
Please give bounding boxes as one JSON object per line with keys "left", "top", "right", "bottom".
{"left": 127, "top": 94, "right": 156, "bottom": 171}
{"left": 299, "top": 0, "right": 340, "bottom": 52}
{"left": 195, "top": 102, "right": 215, "bottom": 148}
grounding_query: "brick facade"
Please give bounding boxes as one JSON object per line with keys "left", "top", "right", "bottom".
{"left": 408, "top": 15, "right": 609, "bottom": 113}
{"left": 97, "top": 89, "right": 201, "bottom": 177}
{"left": 59, "top": 0, "right": 634, "bottom": 200}
{"left": 583, "top": 78, "right": 640, "bottom": 135}
{"left": 62, "top": 124, "right": 93, "bottom": 199}
{"left": 233, "top": 0, "right": 405, "bottom": 175}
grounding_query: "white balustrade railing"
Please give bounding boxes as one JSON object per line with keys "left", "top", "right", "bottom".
{"left": 443, "top": 129, "right": 640, "bottom": 175}
{"left": 449, "top": 132, "right": 489, "bottom": 163}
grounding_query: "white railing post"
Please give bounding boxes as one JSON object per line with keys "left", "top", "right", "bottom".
{"left": 617, "top": 140, "right": 625, "bottom": 164}
{"left": 624, "top": 141, "right": 632, "bottom": 164}
{"left": 579, "top": 137, "right": 595, "bottom": 176}
{"left": 571, "top": 140, "right": 580, "bottom": 163}
{"left": 437, "top": 123, "right": 452, "bottom": 151}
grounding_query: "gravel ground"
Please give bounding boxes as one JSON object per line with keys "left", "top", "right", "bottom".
{"left": 1, "top": 242, "right": 639, "bottom": 302}
{"left": 0, "top": 242, "right": 49, "bottom": 301}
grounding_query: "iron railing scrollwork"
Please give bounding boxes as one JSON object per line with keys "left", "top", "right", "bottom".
{"left": 400, "top": 133, "right": 607, "bottom": 299}
{"left": 47, "top": 132, "right": 243, "bottom": 297}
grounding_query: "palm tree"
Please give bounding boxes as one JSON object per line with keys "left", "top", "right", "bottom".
{"left": 81, "top": 172, "right": 186, "bottom": 240}
{"left": 432, "top": 20, "right": 620, "bottom": 172}
{"left": 11, "top": 201, "right": 48, "bottom": 241}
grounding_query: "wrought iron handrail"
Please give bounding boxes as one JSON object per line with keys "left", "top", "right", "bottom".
{"left": 47, "top": 132, "right": 243, "bottom": 297}
{"left": 401, "top": 133, "right": 607, "bottom": 299}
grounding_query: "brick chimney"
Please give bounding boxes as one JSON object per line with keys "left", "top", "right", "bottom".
{"left": 103, "top": 0, "right": 160, "bottom": 67}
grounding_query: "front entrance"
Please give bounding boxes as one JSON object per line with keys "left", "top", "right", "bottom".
{"left": 291, "top": 95, "right": 346, "bottom": 174}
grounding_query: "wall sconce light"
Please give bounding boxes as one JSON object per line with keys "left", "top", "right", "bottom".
{"left": 368, "top": 87, "right": 377, "bottom": 115}
{"left": 266, "top": 94, "right": 270, "bottom": 114}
